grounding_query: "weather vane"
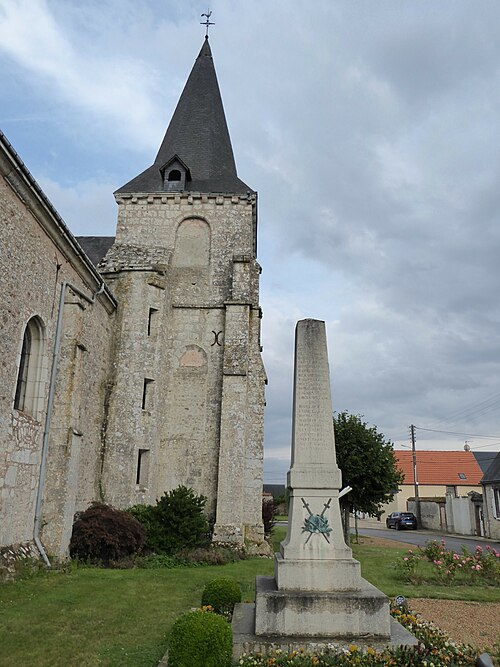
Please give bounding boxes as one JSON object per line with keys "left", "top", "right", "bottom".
{"left": 201, "top": 9, "right": 214, "bottom": 38}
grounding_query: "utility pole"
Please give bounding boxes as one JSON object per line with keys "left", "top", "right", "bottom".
{"left": 410, "top": 424, "right": 421, "bottom": 526}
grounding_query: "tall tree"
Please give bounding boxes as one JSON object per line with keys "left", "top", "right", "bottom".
{"left": 333, "top": 412, "right": 404, "bottom": 543}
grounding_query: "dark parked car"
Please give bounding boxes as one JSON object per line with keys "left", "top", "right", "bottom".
{"left": 386, "top": 511, "right": 418, "bottom": 530}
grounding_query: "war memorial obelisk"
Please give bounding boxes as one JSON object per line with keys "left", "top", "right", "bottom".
{"left": 232, "top": 319, "right": 416, "bottom": 656}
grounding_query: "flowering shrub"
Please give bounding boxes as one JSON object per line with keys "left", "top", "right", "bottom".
{"left": 422, "top": 540, "right": 446, "bottom": 562}
{"left": 394, "top": 548, "right": 422, "bottom": 584}
{"left": 395, "top": 540, "right": 500, "bottom": 586}
{"left": 234, "top": 605, "right": 478, "bottom": 666}
{"left": 470, "top": 544, "right": 500, "bottom": 582}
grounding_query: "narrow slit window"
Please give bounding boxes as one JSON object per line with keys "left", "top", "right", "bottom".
{"left": 136, "top": 449, "right": 150, "bottom": 486}
{"left": 142, "top": 378, "right": 154, "bottom": 410}
{"left": 147, "top": 308, "right": 158, "bottom": 336}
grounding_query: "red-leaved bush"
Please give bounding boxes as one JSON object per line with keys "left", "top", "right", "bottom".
{"left": 69, "top": 502, "right": 145, "bottom": 565}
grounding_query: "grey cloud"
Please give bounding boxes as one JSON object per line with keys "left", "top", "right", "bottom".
{"left": 4, "top": 1, "right": 500, "bottom": 478}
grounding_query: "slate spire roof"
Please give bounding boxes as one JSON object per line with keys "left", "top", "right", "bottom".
{"left": 117, "top": 37, "right": 252, "bottom": 195}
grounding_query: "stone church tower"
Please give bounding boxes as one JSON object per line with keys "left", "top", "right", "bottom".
{"left": 99, "top": 37, "right": 266, "bottom": 546}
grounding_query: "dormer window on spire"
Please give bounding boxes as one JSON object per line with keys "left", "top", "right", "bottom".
{"left": 160, "top": 156, "right": 190, "bottom": 192}
{"left": 115, "top": 37, "right": 253, "bottom": 195}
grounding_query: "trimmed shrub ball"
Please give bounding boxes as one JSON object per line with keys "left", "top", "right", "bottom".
{"left": 69, "top": 502, "right": 145, "bottom": 565}
{"left": 168, "top": 608, "right": 232, "bottom": 667}
{"left": 201, "top": 577, "right": 242, "bottom": 616}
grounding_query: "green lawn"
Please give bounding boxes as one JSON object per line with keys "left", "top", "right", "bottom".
{"left": 0, "top": 559, "right": 274, "bottom": 667}
{"left": 351, "top": 541, "right": 500, "bottom": 602}
{"left": 0, "top": 529, "right": 498, "bottom": 666}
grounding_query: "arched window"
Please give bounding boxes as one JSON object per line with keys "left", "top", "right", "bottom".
{"left": 168, "top": 169, "right": 182, "bottom": 181}
{"left": 14, "top": 316, "right": 45, "bottom": 416}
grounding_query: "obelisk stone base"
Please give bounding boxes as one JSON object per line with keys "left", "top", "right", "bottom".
{"left": 232, "top": 602, "right": 418, "bottom": 661}
{"left": 255, "top": 576, "right": 391, "bottom": 638}
{"left": 275, "top": 554, "right": 362, "bottom": 592}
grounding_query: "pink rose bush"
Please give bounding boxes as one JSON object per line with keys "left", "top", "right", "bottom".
{"left": 395, "top": 539, "right": 500, "bottom": 586}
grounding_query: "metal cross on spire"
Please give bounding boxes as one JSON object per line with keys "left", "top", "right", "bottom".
{"left": 200, "top": 9, "right": 214, "bottom": 38}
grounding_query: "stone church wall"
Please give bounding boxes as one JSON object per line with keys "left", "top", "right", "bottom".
{"left": 101, "top": 193, "right": 265, "bottom": 537}
{"left": 0, "top": 142, "right": 115, "bottom": 558}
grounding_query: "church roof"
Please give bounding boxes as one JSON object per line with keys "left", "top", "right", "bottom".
{"left": 117, "top": 38, "right": 252, "bottom": 195}
{"left": 76, "top": 236, "right": 115, "bottom": 266}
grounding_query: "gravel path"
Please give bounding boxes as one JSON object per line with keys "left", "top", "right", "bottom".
{"left": 409, "top": 598, "right": 500, "bottom": 653}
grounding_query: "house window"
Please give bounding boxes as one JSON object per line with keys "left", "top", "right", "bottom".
{"left": 14, "top": 316, "right": 44, "bottom": 416}
{"left": 458, "top": 472, "right": 467, "bottom": 480}
{"left": 168, "top": 169, "right": 181, "bottom": 181}
{"left": 493, "top": 487, "right": 500, "bottom": 519}
{"left": 136, "top": 449, "right": 150, "bottom": 487}
{"left": 142, "top": 378, "right": 154, "bottom": 410}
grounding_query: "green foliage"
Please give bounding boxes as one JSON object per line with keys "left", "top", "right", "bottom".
{"left": 262, "top": 496, "right": 276, "bottom": 536}
{"left": 394, "top": 540, "right": 500, "bottom": 586}
{"left": 201, "top": 577, "right": 242, "bottom": 616}
{"left": 175, "top": 547, "right": 243, "bottom": 566}
{"left": 168, "top": 608, "right": 232, "bottom": 667}
{"left": 393, "top": 547, "right": 422, "bottom": 584}
{"left": 129, "top": 486, "right": 210, "bottom": 555}
{"left": 134, "top": 553, "right": 182, "bottom": 569}
{"left": 333, "top": 412, "right": 404, "bottom": 516}
{"left": 69, "top": 502, "right": 145, "bottom": 565}
{"left": 421, "top": 539, "right": 447, "bottom": 562}
{"left": 0, "top": 558, "right": 272, "bottom": 667}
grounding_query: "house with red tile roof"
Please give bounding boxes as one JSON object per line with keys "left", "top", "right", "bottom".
{"left": 381, "top": 450, "right": 484, "bottom": 524}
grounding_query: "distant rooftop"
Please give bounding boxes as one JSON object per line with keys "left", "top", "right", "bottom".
{"left": 481, "top": 452, "right": 500, "bottom": 484}
{"left": 395, "top": 450, "right": 483, "bottom": 486}
{"left": 472, "top": 451, "right": 499, "bottom": 475}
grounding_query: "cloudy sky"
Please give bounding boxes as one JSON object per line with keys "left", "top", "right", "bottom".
{"left": 2, "top": 0, "right": 500, "bottom": 482}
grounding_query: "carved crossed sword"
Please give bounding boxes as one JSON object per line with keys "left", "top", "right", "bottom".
{"left": 301, "top": 497, "right": 332, "bottom": 544}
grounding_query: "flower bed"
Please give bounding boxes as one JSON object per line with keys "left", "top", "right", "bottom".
{"left": 234, "top": 604, "right": 479, "bottom": 666}
{"left": 395, "top": 540, "right": 500, "bottom": 586}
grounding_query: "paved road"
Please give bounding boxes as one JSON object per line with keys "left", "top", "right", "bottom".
{"left": 357, "top": 526, "right": 500, "bottom": 553}
{"left": 276, "top": 520, "right": 500, "bottom": 553}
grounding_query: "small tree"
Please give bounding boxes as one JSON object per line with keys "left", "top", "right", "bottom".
{"left": 129, "top": 486, "right": 210, "bottom": 555}
{"left": 333, "top": 412, "right": 404, "bottom": 543}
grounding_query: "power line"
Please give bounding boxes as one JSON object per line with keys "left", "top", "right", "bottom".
{"left": 430, "top": 389, "right": 500, "bottom": 429}
{"left": 414, "top": 425, "right": 500, "bottom": 440}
